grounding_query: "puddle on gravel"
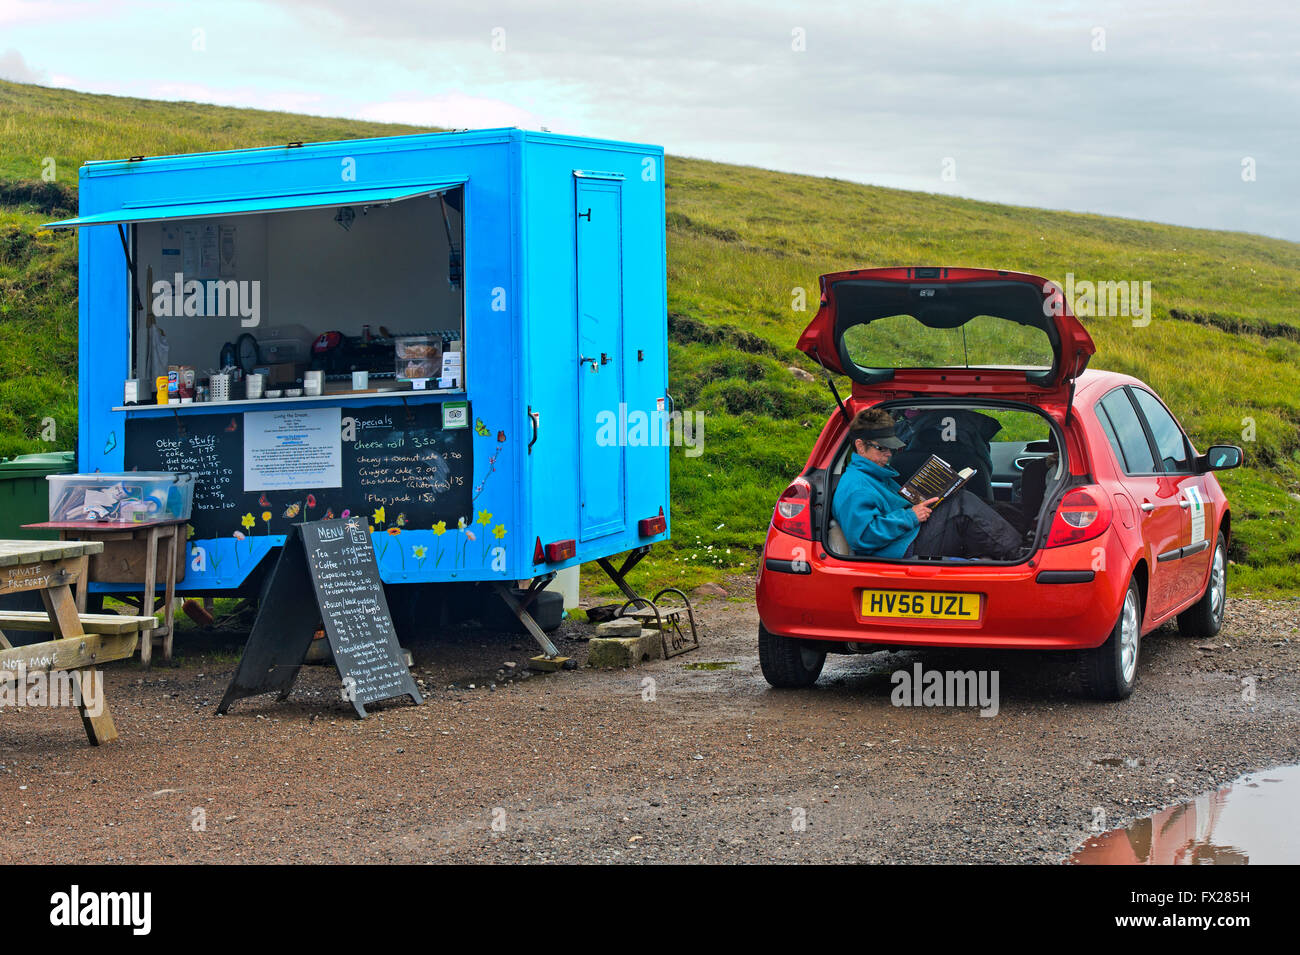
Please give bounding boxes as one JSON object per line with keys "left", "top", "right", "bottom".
{"left": 1095, "top": 757, "right": 1145, "bottom": 768}
{"left": 682, "top": 661, "right": 738, "bottom": 671}
{"left": 1070, "top": 764, "right": 1300, "bottom": 864}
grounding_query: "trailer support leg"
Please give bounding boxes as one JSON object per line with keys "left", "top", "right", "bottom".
{"left": 594, "top": 546, "right": 651, "bottom": 604}
{"left": 491, "top": 577, "right": 562, "bottom": 660}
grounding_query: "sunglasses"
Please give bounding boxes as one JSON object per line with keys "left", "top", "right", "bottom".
{"left": 865, "top": 441, "right": 895, "bottom": 453}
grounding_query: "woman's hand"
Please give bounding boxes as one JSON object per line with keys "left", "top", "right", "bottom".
{"left": 912, "top": 497, "right": 940, "bottom": 522}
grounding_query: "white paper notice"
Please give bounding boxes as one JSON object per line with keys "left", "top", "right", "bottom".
{"left": 219, "top": 225, "right": 237, "bottom": 278}
{"left": 200, "top": 223, "right": 219, "bottom": 279}
{"left": 182, "top": 225, "right": 200, "bottom": 276}
{"left": 244, "top": 407, "right": 342, "bottom": 491}
{"left": 161, "top": 224, "right": 181, "bottom": 267}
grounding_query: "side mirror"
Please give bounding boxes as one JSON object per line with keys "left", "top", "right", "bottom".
{"left": 1198, "top": 445, "right": 1243, "bottom": 472}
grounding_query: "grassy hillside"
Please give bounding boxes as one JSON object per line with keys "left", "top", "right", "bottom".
{"left": 2, "top": 79, "right": 1299, "bottom": 596}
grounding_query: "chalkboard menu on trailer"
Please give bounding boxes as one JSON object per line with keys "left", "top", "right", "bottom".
{"left": 124, "top": 402, "right": 472, "bottom": 539}
{"left": 217, "top": 519, "right": 422, "bottom": 718}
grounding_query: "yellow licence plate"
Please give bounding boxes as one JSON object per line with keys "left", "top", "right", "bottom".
{"left": 861, "top": 589, "right": 981, "bottom": 621}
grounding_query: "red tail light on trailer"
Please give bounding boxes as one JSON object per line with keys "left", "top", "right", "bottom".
{"left": 638, "top": 507, "right": 666, "bottom": 536}
{"left": 533, "top": 537, "right": 577, "bottom": 563}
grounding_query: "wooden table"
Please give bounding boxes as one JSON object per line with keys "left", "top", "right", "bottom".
{"left": 0, "top": 539, "right": 154, "bottom": 745}
{"left": 23, "top": 519, "right": 184, "bottom": 665}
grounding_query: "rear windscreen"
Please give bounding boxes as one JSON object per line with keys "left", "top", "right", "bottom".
{"left": 834, "top": 280, "right": 1057, "bottom": 379}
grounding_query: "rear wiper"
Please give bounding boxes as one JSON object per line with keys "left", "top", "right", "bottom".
{"left": 809, "top": 346, "right": 852, "bottom": 424}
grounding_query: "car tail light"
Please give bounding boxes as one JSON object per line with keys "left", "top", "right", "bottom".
{"left": 771, "top": 477, "right": 813, "bottom": 540}
{"left": 1045, "top": 486, "right": 1113, "bottom": 547}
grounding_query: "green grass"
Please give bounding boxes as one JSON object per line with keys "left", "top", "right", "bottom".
{"left": 2, "top": 79, "right": 1299, "bottom": 595}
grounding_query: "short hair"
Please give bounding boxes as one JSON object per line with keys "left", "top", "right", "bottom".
{"left": 850, "top": 408, "right": 893, "bottom": 433}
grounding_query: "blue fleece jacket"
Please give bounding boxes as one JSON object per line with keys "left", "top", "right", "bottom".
{"left": 832, "top": 455, "right": 920, "bottom": 558}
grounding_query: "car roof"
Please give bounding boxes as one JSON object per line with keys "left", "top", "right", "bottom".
{"left": 1074, "top": 367, "right": 1148, "bottom": 401}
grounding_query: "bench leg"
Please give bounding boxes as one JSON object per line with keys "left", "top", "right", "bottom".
{"left": 71, "top": 667, "right": 118, "bottom": 745}
{"left": 74, "top": 554, "right": 89, "bottom": 613}
{"left": 40, "top": 585, "right": 118, "bottom": 746}
{"left": 162, "top": 526, "right": 178, "bottom": 661}
{"left": 141, "top": 527, "right": 158, "bottom": 666}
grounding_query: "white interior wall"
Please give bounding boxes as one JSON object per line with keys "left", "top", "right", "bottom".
{"left": 131, "top": 192, "right": 463, "bottom": 380}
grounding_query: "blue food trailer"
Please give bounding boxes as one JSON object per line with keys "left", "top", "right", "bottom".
{"left": 49, "top": 129, "right": 671, "bottom": 646}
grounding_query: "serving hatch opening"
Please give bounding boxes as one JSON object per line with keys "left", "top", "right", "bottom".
{"left": 55, "top": 181, "right": 468, "bottom": 406}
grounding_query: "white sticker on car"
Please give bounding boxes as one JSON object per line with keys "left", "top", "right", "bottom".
{"left": 1186, "top": 485, "right": 1206, "bottom": 543}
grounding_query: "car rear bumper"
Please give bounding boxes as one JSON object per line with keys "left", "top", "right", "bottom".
{"left": 756, "top": 527, "right": 1129, "bottom": 650}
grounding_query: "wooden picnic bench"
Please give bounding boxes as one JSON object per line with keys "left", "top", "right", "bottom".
{"left": 0, "top": 539, "right": 157, "bottom": 745}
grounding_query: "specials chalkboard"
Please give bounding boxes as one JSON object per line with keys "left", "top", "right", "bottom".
{"left": 125, "top": 402, "right": 472, "bottom": 540}
{"left": 217, "top": 519, "right": 422, "bottom": 718}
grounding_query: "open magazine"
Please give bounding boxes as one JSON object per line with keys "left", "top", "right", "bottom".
{"left": 899, "top": 453, "right": 976, "bottom": 505}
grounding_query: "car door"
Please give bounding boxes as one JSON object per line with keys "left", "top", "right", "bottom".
{"left": 1094, "top": 387, "right": 1184, "bottom": 619}
{"left": 1129, "top": 388, "right": 1212, "bottom": 604}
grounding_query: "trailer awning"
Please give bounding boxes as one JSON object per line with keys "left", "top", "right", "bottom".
{"left": 44, "top": 180, "right": 465, "bottom": 229}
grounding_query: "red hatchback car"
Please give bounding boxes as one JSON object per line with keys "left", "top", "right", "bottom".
{"left": 756, "top": 266, "right": 1243, "bottom": 699}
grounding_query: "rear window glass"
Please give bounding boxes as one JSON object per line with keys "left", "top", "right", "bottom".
{"left": 1098, "top": 390, "right": 1157, "bottom": 473}
{"left": 842, "top": 313, "right": 1055, "bottom": 371}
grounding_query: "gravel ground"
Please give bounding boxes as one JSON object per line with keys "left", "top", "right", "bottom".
{"left": 1, "top": 580, "right": 1297, "bottom": 864}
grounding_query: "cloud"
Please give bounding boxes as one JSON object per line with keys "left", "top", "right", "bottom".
{"left": 354, "top": 91, "right": 578, "bottom": 133}
{"left": 0, "top": 48, "right": 46, "bottom": 84}
{"left": 6, "top": 0, "right": 1297, "bottom": 237}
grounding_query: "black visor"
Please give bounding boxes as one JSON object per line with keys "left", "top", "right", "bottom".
{"left": 852, "top": 425, "right": 905, "bottom": 450}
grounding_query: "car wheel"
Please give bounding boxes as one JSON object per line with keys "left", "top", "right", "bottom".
{"left": 758, "top": 624, "right": 826, "bottom": 688}
{"left": 1081, "top": 576, "right": 1142, "bottom": 700}
{"left": 1177, "top": 532, "right": 1227, "bottom": 638}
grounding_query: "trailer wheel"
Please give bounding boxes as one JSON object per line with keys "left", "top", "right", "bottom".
{"left": 759, "top": 623, "right": 825, "bottom": 688}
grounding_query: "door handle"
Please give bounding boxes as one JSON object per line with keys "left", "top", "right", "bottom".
{"left": 1140, "top": 502, "right": 1155, "bottom": 513}
{"left": 600, "top": 352, "right": 611, "bottom": 366}
{"left": 579, "top": 356, "right": 598, "bottom": 372}
{"left": 1179, "top": 500, "right": 1191, "bottom": 508}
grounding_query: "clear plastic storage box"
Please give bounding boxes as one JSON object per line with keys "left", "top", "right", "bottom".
{"left": 394, "top": 335, "right": 443, "bottom": 381}
{"left": 48, "top": 472, "right": 195, "bottom": 523}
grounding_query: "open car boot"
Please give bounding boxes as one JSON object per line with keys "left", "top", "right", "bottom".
{"left": 824, "top": 401, "right": 1067, "bottom": 563}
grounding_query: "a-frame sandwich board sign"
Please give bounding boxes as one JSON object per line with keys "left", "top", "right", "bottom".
{"left": 218, "top": 518, "right": 422, "bottom": 718}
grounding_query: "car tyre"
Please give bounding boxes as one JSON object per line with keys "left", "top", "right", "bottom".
{"left": 1081, "top": 576, "right": 1142, "bottom": 701}
{"left": 1177, "top": 532, "right": 1227, "bottom": 638}
{"left": 759, "top": 624, "right": 826, "bottom": 688}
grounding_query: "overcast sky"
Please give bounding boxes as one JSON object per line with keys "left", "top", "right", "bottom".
{"left": 3, "top": 0, "right": 1297, "bottom": 239}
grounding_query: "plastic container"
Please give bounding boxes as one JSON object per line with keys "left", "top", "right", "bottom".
{"left": 395, "top": 335, "right": 443, "bottom": 381}
{"left": 547, "top": 565, "right": 580, "bottom": 610}
{"left": 210, "top": 373, "right": 230, "bottom": 402}
{"left": 0, "top": 451, "right": 76, "bottom": 540}
{"left": 47, "top": 471, "right": 195, "bottom": 523}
